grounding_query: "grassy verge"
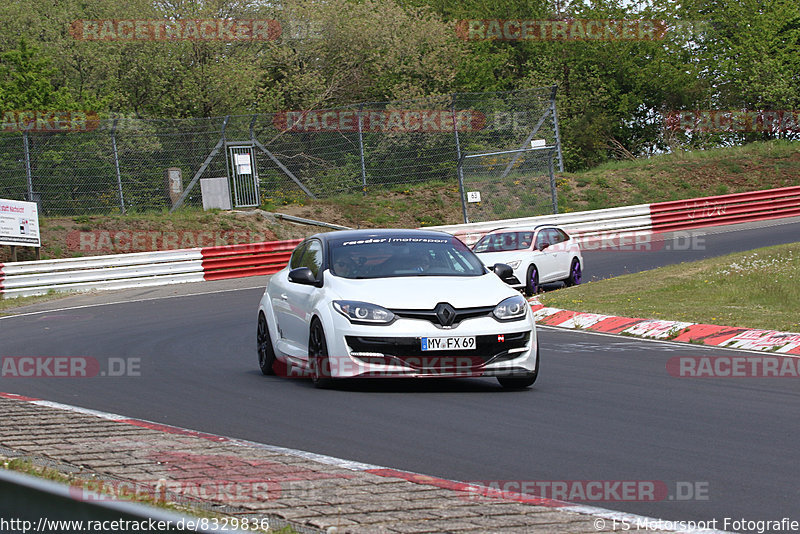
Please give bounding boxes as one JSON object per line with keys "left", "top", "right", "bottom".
{"left": 539, "top": 242, "right": 800, "bottom": 333}
{"left": 0, "top": 292, "right": 74, "bottom": 315}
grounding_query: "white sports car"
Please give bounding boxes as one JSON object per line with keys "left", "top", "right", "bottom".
{"left": 257, "top": 229, "right": 539, "bottom": 389}
{"left": 472, "top": 225, "right": 583, "bottom": 296}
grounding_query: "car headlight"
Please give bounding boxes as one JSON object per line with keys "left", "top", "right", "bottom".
{"left": 333, "top": 301, "right": 395, "bottom": 325}
{"left": 506, "top": 260, "right": 521, "bottom": 269}
{"left": 492, "top": 295, "right": 528, "bottom": 321}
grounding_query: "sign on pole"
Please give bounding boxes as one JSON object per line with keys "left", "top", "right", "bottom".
{"left": 0, "top": 198, "right": 41, "bottom": 247}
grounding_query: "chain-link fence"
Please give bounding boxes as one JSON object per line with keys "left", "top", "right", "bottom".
{"left": 0, "top": 87, "right": 562, "bottom": 218}
{"left": 459, "top": 146, "right": 558, "bottom": 224}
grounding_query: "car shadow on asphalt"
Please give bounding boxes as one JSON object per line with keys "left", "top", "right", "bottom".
{"left": 249, "top": 371, "right": 536, "bottom": 393}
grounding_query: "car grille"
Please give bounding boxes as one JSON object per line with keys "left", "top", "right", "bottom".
{"left": 345, "top": 331, "right": 530, "bottom": 371}
{"left": 391, "top": 304, "right": 495, "bottom": 327}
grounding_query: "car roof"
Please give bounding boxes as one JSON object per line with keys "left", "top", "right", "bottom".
{"left": 485, "top": 224, "right": 559, "bottom": 234}
{"left": 308, "top": 228, "right": 454, "bottom": 244}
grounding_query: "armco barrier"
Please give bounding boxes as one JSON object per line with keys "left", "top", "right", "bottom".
{"left": 649, "top": 186, "right": 800, "bottom": 233}
{"left": 429, "top": 204, "right": 651, "bottom": 245}
{"left": 427, "top": 204, "right": 654, "bottom": 245}
{"left": 0, "top": 239, "right": 301, "bottom": 299}
{"left": 429, "top": 185, "right": 800, "bottom": 245}
{"left": 2, "top": 186, "right": 799, "bottom": 299}
{"left": 201, "top": 240, "right": 300, "bottom": 281}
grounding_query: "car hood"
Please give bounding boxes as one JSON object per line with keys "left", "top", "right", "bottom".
{"left": 326, "top": 272, "right": 518, "bottom": 309}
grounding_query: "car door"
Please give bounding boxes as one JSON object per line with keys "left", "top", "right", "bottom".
{"left": 533, "top": 229, "right": 560, "bottom": 282}
{"left": 550, "top": 228, "right": 574, "bottom": 278}
{"left": 271, "top": 241, "right": 306, "bottom": 350}
{"left": 281, "top": 239, "right": 325, "bottom": 357}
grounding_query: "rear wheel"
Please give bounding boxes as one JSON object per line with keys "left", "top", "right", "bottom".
{"left": 257, "top": 313, "right": 276, "bottom": 375}
{"left": 524, "top": 265, "right": 539, "bottom": 296}
{"left": 309, "top": 319, "right": 334, "bottom": 389}
{"left": 565, "top": 258, "right": 582, "bottom": 287}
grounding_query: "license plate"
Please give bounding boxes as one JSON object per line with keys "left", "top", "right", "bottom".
{"left": 421, "top": 336, "right": 476, "bottom": 351}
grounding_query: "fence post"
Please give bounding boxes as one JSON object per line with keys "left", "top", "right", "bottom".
{"left": 111, "top": 118, "right": 126, "bottom": 214}
{"left": 357, "top": 104, "right": 367, "bottom": 196}
{"left": 23, "top": 131, "right": 33, "bottom": 202}
{"left": 550, "top": 86, "right": 564, "bottom": 172}
{"left": 548, "top": 151, "right": 558, "bottom": 214}
{"left": 451, "top": 99, "right": 469, "bottom": 224}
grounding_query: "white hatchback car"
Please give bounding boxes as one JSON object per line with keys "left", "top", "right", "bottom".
{"left": 257, "top": 229, "right": 539, "bottom": 389}
{"left": 472, "top": 225, "right": 583, "bottom": 296}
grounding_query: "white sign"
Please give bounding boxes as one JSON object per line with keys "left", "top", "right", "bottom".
{"left": 531, "top": 139, "right": 546, "bottom": 148}
{"left": 0, "top": 198, "right": 41, "bottom": 247}
{"left": 466, "top": 191, "right": 482, "bottom": 203}
{"left": 234, "top": 153, "right": 252, "bottom": 175}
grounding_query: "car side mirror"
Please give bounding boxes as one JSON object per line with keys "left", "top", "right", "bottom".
{"left": 288, "top": 267, "right": 318, "bottom": 286}
{"left": 537, "top": 242, "right": 550, "bottom": 251}
{"left": 492, "top": 263, "right": 514, "bottom": 280}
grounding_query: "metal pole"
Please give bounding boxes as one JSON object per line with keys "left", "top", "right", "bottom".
{"left": 357, "top": 104, "right": 367, "bottom": 196}
{"left": 23, "top": 131, "right": 33, "bottom": 201}
{"left": 550, "top": 87, "right": 565, "bottom": 172}
{"left": 111, "top": 118, "right": 125, "bottom": 214}
{"left": 222, "top": 116, "right": 232, "bottom": 207}
{"left": 451, "top": 100, "right": 469, "bottom": 224}
{"left": 170, "top": 116, "right": 230, "bottom": 212}
{"left": 548, "top": 150, "right": 558, "bottom": 214}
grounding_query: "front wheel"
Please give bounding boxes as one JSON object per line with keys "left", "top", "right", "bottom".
{"left": 257, "top": 313, "right": 276, "bottom": 375}
{"left": 497, "top": 340, "right": 539, "bottom": 389}
{"left": 524, "top": 265, "right": 539, "bottom": 297}
{"left": 309, "top": 319, "right": 334, "bottom": 389}
{"left": 565, "top": 258, "right": 582, "bottom": 287}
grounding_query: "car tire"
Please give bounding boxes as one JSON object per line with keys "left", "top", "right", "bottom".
{"left": 309, "top": 318, "right": 334, "bottom": 389}
{"left": 565, "top": 258, "right": 582, "bottom": 287}
{"left": 524, "top": 264, "right": 539, "bottom": 296}
{"left": 497, "top": 340, "right": 539, "bottom": 389}
{"left": 257, "top": 313, "right": 276, "bottom": 376}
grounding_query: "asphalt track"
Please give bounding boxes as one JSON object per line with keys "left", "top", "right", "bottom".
{"left": 2, "top": 218, "right": 799, "bottom": 527}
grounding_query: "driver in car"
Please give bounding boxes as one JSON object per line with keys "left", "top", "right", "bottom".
{"left": 334, "top": 255, "right": 357, "bottom": 278}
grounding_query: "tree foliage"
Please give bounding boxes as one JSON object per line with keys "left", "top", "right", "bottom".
{"left": 0, "top": 0, "right": 797, "bottom": 169}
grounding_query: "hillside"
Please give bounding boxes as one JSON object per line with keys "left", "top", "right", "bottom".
{"left": 3, "top": 140, "right": 798, "bottom": 262}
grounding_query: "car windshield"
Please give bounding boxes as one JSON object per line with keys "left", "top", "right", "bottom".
{"left": 473, "top": 231, "right": 534, "bottom": 253}
{"left": 329, "top": 235, "right": 487, "bottom": 279}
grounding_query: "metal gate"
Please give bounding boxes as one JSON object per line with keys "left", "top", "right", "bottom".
{"left": 457, "top": 145, "right": 558, "bottom": 224}
{"left": 227, "top": 144, "right": 260, "bottom": 208}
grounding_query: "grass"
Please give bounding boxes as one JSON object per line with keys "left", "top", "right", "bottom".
{"left": 539, "top": 242, "right": 800, "bottom": 333}
{"left": 0, "top": 291, "right": 73, "bottom": 315}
